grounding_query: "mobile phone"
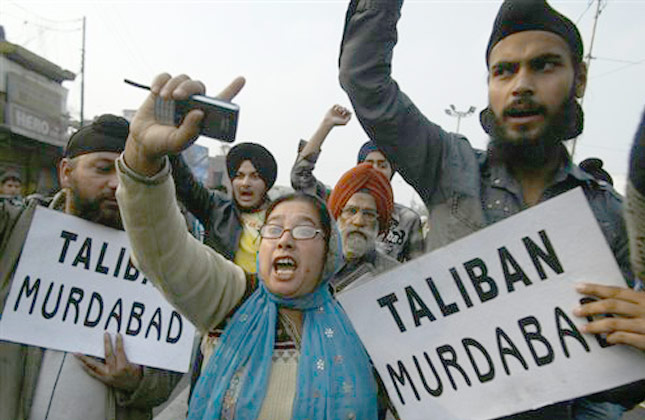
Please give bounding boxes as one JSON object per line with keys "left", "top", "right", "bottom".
{"left": 125, "top": 79, "right": 239, "bottom": 142}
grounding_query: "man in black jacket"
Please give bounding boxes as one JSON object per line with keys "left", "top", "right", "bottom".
{"left": 170, "top": 142, "right": 277, "bottom": 274}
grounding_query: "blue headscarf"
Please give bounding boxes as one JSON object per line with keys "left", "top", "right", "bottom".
{"left": 357, "top": 141, "right": 381, "bottom": 164}
{"left": 187, "top": 218, "right": 378, "bottom": 419}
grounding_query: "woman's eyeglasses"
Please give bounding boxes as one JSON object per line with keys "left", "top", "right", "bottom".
{"left": 260, "top": 224, "right": 323, "bottom": 240}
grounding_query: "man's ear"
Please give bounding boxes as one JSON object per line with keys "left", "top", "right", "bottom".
{"left": 574, "top": 62, "right": 588, "bottom": 99}
{"left": 58, "top": 158, "right": 73, "bottom": 188}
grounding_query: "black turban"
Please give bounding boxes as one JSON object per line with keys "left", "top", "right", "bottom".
{"left": 226, "top": 142, "right": 277, "bottom": 189}
{"left": 65, "top": 114, "right": 129, "bottom": 158}
{"left": 486, "top": 0, "right": 583, "bottom": 66}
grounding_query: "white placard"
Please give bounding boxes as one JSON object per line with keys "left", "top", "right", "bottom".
{"left": 0, "top": 206, "right": 196, "bottom": 372}
{"left": 338, "top": 188, "right": 645, "bottom": 420}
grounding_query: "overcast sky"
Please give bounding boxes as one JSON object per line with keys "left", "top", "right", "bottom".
{"left": 2, "top": 0, "right": 644, "bottom": 206}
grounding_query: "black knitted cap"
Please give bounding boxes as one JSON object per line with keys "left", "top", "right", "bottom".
{"left": 486, "top": 0, "right": 583, "bottom": 66}
{"left": 65, "top": 114, "right": 129, "bottom": 158}
{"left": 226, "top": 142, "right": 277, "bottom": 190}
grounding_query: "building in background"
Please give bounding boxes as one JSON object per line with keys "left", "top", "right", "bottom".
{"left": 0, "top": 28, "right": 75, "bottom": 196}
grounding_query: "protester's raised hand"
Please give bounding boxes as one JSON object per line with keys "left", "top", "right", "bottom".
{"left": 76, "top": 333, "right": 143, "bottom": 392}
{"left": 574, "top": 283, "right": 645, "bottom": 350}
{"left": 298, "top": 104, "right": 353, "bottom": 158}
{"left": 124, "top": 73, "right": 245, "bottom": 176}
{"left": 324, "top": 104, "right": 352, "bottom": 127}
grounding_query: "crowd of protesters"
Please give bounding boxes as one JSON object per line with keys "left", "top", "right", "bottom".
{"left": 1, "top": 0, "right": 645, "bottom": 419}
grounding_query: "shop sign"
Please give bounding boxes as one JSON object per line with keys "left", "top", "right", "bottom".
{"left": 6, "top": 103, "right": 66, "bottom": 147}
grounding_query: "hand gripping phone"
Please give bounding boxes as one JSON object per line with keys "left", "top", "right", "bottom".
{"left": 125, "top": 79, "right": 239, "bottom": 142}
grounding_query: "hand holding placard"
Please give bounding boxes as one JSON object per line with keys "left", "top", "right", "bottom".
{"left": 76, "top": 332, "right": 143, "bottom": 392}
{"left": 575, "top": 283, "right": 645, "bottom": 350}
{"left": 338, "top": 189, "right": 645, "bottom": 420}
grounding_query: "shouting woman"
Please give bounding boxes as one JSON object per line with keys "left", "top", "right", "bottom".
{"left": 115, "top": 73, "right": 379, "bottom": 419}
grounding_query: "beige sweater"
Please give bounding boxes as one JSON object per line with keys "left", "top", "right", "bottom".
{"left": 115, "top": 156, "right": 297, "bottom": 419}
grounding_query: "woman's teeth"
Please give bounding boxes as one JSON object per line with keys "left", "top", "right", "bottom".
{"left": 274, "top": 257, "right": 297, "bottom": 276}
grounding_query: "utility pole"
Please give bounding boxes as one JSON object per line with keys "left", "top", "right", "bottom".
{"left": 444, "top": 104, "right": 476, "bottom": 134}
{"left": 80, "top": 16, "right": 86, "bottom": 126}
{"left": 585, "top": 0, "right": 603, "bottom": 72}
{"left": 571, "top": 0, "right": 604, "bottom": 158}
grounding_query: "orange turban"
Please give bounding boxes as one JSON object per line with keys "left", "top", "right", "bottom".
{"left": 327, "top": 163, "right": 394, "bottom": 234}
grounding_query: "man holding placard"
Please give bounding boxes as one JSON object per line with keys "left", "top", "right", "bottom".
{"left": 0, "top": 115, "right": 180, "bottom": 420}
{"left": 339, "top": 0, "right": 644, "bottom": 418}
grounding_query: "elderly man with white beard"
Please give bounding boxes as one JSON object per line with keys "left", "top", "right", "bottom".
{"left": 325, "top": 163, "right": 399, "bottom": 294}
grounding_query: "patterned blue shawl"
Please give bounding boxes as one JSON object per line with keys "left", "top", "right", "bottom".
{"left": 187, "top": 236, "right": 378, "bottom": 419}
